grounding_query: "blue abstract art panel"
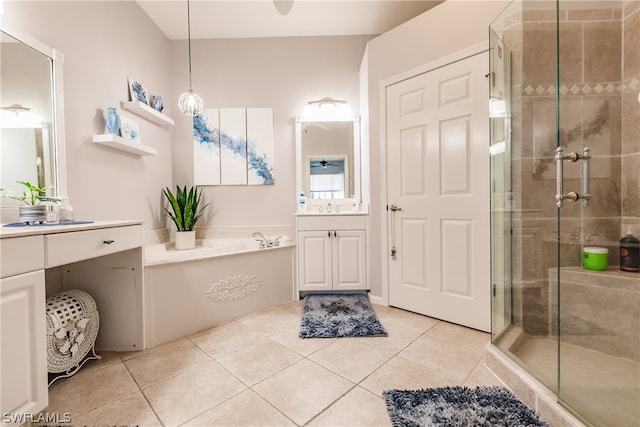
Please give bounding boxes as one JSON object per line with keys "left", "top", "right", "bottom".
{"left": 193, "top": 108, "right": 221, "bottom": 185}
{"left": 220, "top": 108, "right": 247, "bottom": 185}
{"left": 193, "top": 107, "right": 274, "bottom": 186}
{"left": 247, "top": 108, "right": 274, "bottom": 185}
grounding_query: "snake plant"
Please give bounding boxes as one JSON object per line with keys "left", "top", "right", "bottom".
{"left": 163, "top": 185, "right": 209, "bottom": 231}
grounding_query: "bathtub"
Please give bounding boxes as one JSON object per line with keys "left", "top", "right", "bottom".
{"left": 143, "top": 236, "right": 295, "bottom": 347}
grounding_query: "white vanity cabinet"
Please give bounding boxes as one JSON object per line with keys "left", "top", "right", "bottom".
{"left": 296, "top": 214, "right": 367, "bottom": 292}
{"left": 1, "top": 235, "right": 48, "bottom": 421}
{"left": 0, "top": 221, "right": 144, "bottom": 424}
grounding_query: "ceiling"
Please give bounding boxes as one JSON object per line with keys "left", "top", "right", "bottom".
{"left": 136, "top": 0, "right": 443, "bottom": 40}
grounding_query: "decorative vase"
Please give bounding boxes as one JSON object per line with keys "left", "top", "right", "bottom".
{"left": 175, "top": 230, "right": 196, "bottom": 250}
{"left": 105, "top": 107, "right": 121, "bottom": 135}
{"left": 19, "top": 205, "right": 47, "bottom": 224}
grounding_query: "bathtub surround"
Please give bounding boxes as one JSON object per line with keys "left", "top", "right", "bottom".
{"left": 298, "top": 294, "right": 387, "bottom": 338}
{"left": 383, "top": 386, "right": 550, "bottom": 427}
{"left": 144, "top": 233, "right": 295, "bottom": 347}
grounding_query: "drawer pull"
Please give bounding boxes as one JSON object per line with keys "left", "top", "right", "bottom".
{"left": 103, "top": 240, "right": 115, "bottom": 244}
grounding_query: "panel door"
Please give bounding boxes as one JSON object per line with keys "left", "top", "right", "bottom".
{"left": 386, "top": 52, "right": 490, "bottom": 331}
{"left": 333, "top": 230, "right": 366, "bottom": 290}
{"left": 1, "top": 270, "right": 48, "bottom": 422}
{"left": 298, "top": 231, "right": 332, "bottom": 291}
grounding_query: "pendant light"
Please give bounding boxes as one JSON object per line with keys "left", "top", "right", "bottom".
{"left": 178, "top": 0, "right": 203, "bottom": 117}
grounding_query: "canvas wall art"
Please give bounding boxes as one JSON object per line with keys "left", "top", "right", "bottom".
{"left": 120, "top": 116, "right": 141, "bottom": 144}
{"left": 193, "top": 107, "right": 274, "bottom": 186}
{"left": 193, "top": 108, "right": 221, "bottom": 185}
{"left": 128, "top": 78, "right": 148, "bottom": 105}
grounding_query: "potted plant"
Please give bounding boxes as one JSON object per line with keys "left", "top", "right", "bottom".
{"left": 162, "top": 185, "right": 209, "bottom": 250}
{"left": 1, "top": 181, "right": 60, "bottom": 224}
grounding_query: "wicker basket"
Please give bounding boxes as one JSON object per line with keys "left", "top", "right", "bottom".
{"left": 46, "top": 289, "right": 100, "bottom": 377}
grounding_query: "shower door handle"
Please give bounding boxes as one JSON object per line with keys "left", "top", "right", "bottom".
{"left": 555, "top": 146, "right": 590, "bottom": 208}
{"left": 581, "top": 146, "right": 591, "bottom": 207}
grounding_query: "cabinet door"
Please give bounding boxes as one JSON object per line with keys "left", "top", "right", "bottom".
{"left": 1, "top": 270, "right": 48, "bottom": 421}
{"left": 298, "top": 231, "right": 333, "bottom": 291}
{"left": 333, "top": 230, "right": 367, "bottom": 290}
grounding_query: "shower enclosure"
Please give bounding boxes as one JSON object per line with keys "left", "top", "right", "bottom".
{"left": 489, "top": 1, "right": 639, "bottom": 426}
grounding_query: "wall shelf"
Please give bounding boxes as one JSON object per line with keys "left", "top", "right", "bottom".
{"left": 121, "top": 101, "right": 174, "bottom": 128}
{"left": 92, "top": 134, "right": 157, "bottom": 156}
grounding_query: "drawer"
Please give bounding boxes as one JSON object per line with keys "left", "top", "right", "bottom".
{"left": 0, "top": 235, "right": 45, "bottom": 278}
{"left": 45, "top": 225, "right": 141, "bottom": 268}
{"left": 297, "top": 215, "right": 366, "bottom": 231}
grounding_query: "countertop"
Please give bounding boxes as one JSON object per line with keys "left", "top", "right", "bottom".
{"left": 0, "top": 220, "right": 143, "bottom": 238}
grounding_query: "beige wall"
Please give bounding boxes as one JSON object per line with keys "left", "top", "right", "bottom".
{"left": 3, "top": 1, "right": 174, "bottom": 229}
{"left": 2, "top": 1, "right": 370, "bottom": 231}
{"left": 170, "top": 35, "right": 370, "bottom": 227}
{"left": 364, "top": 0, "right": 510, "bottom": 299}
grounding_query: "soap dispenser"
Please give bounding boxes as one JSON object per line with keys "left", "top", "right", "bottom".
{"left": 620, "top": 228, "right": 639, "bottom": 273}
{"left": 298, "top": 192, "right": 307, "bottom": 213}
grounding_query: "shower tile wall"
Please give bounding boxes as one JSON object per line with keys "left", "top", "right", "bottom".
{"left": 504, "top": 3, "right": 637, "bottom": 341}
{"left": 623, "top": 1, "right": 640, "bottom": 231}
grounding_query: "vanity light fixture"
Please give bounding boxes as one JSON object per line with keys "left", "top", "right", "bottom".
{"left": 178, "top": 0, "right": 204, "bottom": 117}
{"left": 303, "top": 97, "right": 352, "bottom": 121}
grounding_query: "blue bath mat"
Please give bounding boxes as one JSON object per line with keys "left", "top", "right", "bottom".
{"left": 299, "top": 293, "right": 387, "bottom": 338}
{"left": 383, "top": 386, "right": 550, "bottom": 427}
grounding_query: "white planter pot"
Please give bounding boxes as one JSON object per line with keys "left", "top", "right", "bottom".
{"left": 19, "top": 205, "right": 47, "bottom": 224}
{"left": 174, "top": 230, "right": 196, "bottom": 250}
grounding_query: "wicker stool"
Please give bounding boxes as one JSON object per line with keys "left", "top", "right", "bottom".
{"left": 46, "top": 289, "right": 101, "bottom": 385}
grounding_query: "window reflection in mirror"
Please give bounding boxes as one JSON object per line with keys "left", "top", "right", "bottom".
{"left": 299, "top": 121, "right": 355, "bottom": 200}
{"left": 0, "top": 29, "right": 59, "bottom": 198}
{"left": 309, "top": 156, "right": 347, "bottom": 199}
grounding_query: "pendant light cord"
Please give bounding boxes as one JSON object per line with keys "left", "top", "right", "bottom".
{"left": 187, "top": 0, "right": 193, "bottom": 90}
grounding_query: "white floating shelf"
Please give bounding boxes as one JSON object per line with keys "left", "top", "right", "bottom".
{"left": 121, "top": 101, "right": 175, "bottom": 128}
{"left": 92, "top": 134, "right": 157, "bottom": 156}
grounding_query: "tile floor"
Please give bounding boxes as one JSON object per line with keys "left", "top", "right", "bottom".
{"left": 45, "top": 300, "right": 505, "bottom": 426}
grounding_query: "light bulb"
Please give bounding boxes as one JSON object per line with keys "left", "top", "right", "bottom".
{"left": 178, "top": 89, "right": 203, "bottom": 117}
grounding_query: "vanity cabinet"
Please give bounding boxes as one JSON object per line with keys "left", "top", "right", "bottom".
{"left": 296, "top": 214, "right": 367, "bottom": 292}
{"left": 0, "top": 221, "right": 143, "bottom": 424}
{"left": 1, "top": 236, "right": 48, "bottom": 420}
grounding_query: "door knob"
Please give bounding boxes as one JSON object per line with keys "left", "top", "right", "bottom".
{"left": 389, "top": 204, "right": 402, "bottom": 212}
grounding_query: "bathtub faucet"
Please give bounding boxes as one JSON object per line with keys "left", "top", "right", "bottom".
{"left": 252, "top": 232, "right": 282, "bottom": 249}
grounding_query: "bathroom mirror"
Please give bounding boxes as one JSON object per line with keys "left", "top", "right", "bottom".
{"left": 0, "top": 25, "right": 66, "bottom": 198}
{"left": 295, "top": 119, "right": 360, "bottom": 203}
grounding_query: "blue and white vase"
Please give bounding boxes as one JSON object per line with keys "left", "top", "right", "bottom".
{"left": 105, "top": 107, "right": 121, "bottom": 135}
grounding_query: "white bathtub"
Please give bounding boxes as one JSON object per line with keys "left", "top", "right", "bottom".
{"left": 143, "top": 237, "right": 295, "bottom": 347}
{"left": 145, "top": 236, "right": 292, "bottom": 265}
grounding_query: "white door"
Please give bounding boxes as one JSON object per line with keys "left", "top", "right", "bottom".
{"left": 333, "top": 230, "right": 366, "bottom": 290}
{"left": 386, "top": 52, "right": 490, "bottom": 331}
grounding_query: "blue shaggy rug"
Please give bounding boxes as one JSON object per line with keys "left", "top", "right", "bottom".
{"left": 383, "top": 386, "right": 549, "bottom": 427}
{"left": 299, "top": 294, "right": 387, "bottom": 338}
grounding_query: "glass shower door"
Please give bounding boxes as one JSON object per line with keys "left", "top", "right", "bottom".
{"left": 491, "top": 1, "right": 640, "bottom": 426}
{"left": 490, "top": 0, "right": 562, "bottom": 394}
{"left": 556, "top": 1, "right": 639, "bottom": 425}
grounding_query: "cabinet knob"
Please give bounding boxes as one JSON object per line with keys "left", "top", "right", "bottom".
{"left": 103, "top": 240, "right": 115, "bottom": 244}
{"left": 328, "top": 231, "right": 331, "bottom": 238}
{"left": 334, "top": 231, "right": 337, "bottom": 238}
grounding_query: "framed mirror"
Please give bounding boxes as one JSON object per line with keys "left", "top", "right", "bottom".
{"left": 295, "top": 119, "right": 360, "bottom": 204}
{"left": 0, "top": 24, "right": 66, "bottom": 200}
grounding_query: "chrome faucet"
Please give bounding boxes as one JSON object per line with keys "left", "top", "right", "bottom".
{"left": 252, "top": 232, "right": 282, "bottom": 249}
